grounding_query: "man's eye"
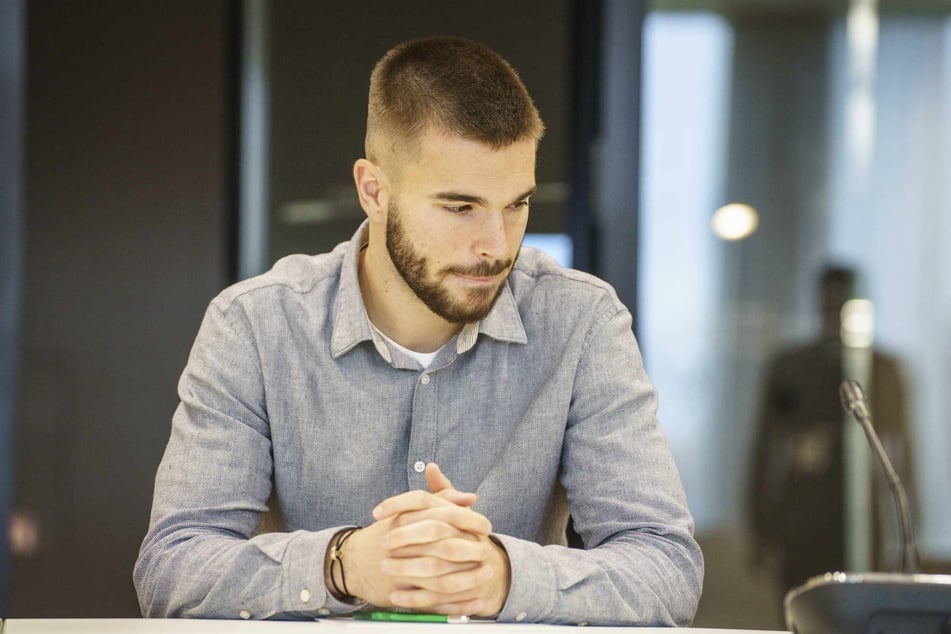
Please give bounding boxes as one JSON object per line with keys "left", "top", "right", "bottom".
{"left": 511, "top": 199, "right": 530, "bottom": 210}
{"left": 443, "top": 205, "right": 472, "bottom": 213}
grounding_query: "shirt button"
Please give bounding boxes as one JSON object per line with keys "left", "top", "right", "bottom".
{"left": 516, "top": 612, "right": 527, "bottom": 622}
{"left": 420, "top": 373, "right": 430, "bottom": 385}
{"left": 413, "top": 461, "right": 426, "bottom": 473}
{"left": 300, "top": 588, "right": 311, "bottom": 603}
{"left": 317, "top": 608, "right": 330, "bottom": 616}
{"left": 239, "top": 610, "right": 251, "bottom": 620}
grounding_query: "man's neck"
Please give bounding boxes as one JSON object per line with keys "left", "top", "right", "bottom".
{"left": 358, "top": 242, "right": 461, "bottom": 354}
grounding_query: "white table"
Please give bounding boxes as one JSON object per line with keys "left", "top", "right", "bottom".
{"left": 0, "top": 619, "right": 789, "bottom": 633}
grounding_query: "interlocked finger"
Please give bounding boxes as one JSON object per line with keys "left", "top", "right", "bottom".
{"left": 386, "top": 536, "right": 491, "bottom": 563}
{"left": 373, "top": 489, "right": 455, "bottom": 520}
{"left": 387, "top": 505, "right": 492, "bottom": 536}
{"left": 429, "top": 598, "right": 485, "bottom": 617}
{"left": 382, "top": 555, "right": 479, "bottom": 579}
{"left": 384, "top": 518, "right": 471, "bottom": 550}
{"left": 388, "top": 568, "right": 492, "bottom": 609}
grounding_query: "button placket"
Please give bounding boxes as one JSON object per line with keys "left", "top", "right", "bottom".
{"left": 407, "top": 366, "right": 437, "bottom": 487}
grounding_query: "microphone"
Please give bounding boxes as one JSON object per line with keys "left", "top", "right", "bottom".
{"left": 839, "top": 379, "right": 919, "bottom": 573}
{"left": 784, "top": 381, "right": 951, "bottom": 634}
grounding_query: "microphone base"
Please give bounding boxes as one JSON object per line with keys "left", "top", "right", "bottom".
{"left": 784, "top": 571, "right": 951, "bottom": 634}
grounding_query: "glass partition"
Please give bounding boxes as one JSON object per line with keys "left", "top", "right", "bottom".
{"left": 640, "top": 0, "right": 951, "bottom": 627}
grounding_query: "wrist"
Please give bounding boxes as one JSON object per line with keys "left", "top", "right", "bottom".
{"left": 480, "top": 535, "right": 511, "bottom": 617}
{"left": 324, "top": 527, "right": 362, "bottom": 603}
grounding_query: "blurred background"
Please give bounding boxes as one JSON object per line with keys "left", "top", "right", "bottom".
{"left": 1, "top": 0, "right": 949, "bottom": 628}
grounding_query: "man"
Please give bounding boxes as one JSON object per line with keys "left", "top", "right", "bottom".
{"left": 135, "top": 36, "right": 703, "bottom": 625}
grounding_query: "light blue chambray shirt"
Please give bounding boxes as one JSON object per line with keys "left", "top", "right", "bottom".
{"left": 134, "top": 221, "right": 703, "bottom": 625}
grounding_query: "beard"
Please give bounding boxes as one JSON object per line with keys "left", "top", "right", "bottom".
{"left": 385, "top": 200, "right": 514, "bottom": 324}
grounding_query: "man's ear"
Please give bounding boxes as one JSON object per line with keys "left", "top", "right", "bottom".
{"left": 353, "top": 158, "right": 389, "bottom": 221}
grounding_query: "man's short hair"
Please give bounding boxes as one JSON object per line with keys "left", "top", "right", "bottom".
{"left": 366, "top": 36, "right": 545, "bottom": 164}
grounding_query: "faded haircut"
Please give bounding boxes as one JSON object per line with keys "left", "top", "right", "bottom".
{"left": 366, "top": 36, "right": 545, "bottom": 164}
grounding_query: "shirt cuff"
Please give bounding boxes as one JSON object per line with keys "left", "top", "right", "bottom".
{"left": 492, "top": 534, "right": 557, "bottom": 623}
{"left": 281, "top": 527, "right": 368, "bottom": 616}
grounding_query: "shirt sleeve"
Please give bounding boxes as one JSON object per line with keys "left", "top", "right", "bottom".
{"left": 133, "top": 298, "right": 362, "bottom": 619}
{"left": 493, "top": 297, "right": 704, "bottom": 626}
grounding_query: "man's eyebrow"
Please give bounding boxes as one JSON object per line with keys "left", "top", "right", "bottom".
{"left": 513, "top": 186, "right": 538, "bottom": 203}
{"left": 430, "top": 186, "right": 538, "bottom": 207}
{"left": 430, "top": 191, "right": 489, "bottom": 206}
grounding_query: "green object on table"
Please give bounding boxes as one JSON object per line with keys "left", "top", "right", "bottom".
{"left": 352, "top": 610, "right": 469, "bottom": 624}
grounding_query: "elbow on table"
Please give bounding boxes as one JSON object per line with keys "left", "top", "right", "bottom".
{"left": 673, "top": 543, "right": 705, "bottom": 626}
{"left": 133, "top": 541, "right": 184, "bottom": 618}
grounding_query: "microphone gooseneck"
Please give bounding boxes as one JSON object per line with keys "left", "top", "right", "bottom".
{"left": 839, "top": 380, "right": 920, "bottom": 573}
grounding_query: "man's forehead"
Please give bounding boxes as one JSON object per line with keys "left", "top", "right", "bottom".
{"left": 389, "top": 129, "right": 534, "bottom": 190}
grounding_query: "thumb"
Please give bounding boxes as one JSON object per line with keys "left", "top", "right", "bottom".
{"left": 425, "top": 462, "right": 453, "bottom": 493}
{"left": 425, "top": 463, "right": 476, "bottom": 507}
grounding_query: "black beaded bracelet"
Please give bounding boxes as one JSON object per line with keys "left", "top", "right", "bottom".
{"left": 328, "top": 527, "right": 361, "bottom": 601}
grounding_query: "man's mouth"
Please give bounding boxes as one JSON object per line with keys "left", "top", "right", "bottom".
{"left": 449, "top": 259, "right": 511, "bottom": 279}
{"left": 452, "top": 272, "right": 500, "bottom": 285}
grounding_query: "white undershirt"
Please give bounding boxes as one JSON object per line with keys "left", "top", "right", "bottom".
{"left": 370, "top": 324, "right": 442, "bottom": 370}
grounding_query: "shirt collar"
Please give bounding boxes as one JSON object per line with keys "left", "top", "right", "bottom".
{"left": 330, "top": 220, "right": 527, "bottom": 360}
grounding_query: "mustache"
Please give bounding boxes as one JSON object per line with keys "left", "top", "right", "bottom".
{"left": 446, "top": 259, "right": 513, "bottom": 277}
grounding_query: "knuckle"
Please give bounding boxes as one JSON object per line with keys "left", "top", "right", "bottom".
{"left": 451, "top": 538, "right": 477, "bottom": 561}
{"left": 388, "top": 514, "right": 405, "bottom": 529}
{"left": 394, "top": 559, "right": 415, "bottom": 576}
{"left": 435, "top": 576, "right": 459, "bottom": 593}
{"left": 423, "top": 557, "right": 443, "bottom": 575}
{"left": 441, "top": 538, "right": 460, "bottom": 555}
{"left": 425, "top": 521, "right": 445, "bottom": 541}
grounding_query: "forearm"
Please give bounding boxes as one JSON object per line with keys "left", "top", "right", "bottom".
{"left": 135, "top": 525, "right": 360, "bottom": 619}
{"left": 493, "top": 531, "right": 703, "bottom": 626}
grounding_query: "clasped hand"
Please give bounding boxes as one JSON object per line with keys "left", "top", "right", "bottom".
{"left": 338, "top": 463, "right": 510, "bottom": 617}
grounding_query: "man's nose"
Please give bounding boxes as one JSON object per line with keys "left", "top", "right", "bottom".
{"left": 475, "top": 210, "right": 508, "bottom": 259}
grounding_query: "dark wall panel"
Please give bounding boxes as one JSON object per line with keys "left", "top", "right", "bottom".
{"left": 12, "top": 0, "right": 231, "bottom": 616}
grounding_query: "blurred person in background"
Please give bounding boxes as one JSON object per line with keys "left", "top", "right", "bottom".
{"left": 748, "top": 265, "right": 915, "bottom": 594}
